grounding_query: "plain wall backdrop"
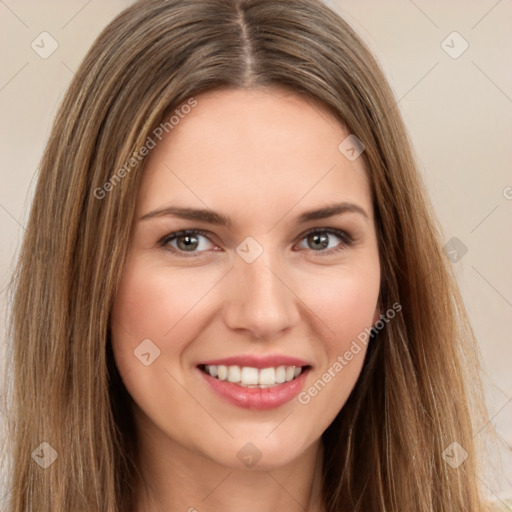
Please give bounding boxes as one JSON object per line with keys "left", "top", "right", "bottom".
{"left": 1, "top": 0, "right": 511, "bottom": 507}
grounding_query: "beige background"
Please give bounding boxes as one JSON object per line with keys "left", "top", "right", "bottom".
{"left": 1, "top": 0, "right": 511, "bottom": 506}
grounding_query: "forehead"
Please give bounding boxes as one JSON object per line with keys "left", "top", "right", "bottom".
{"left": 135, "top": 87, "right": 373, "bottom": 223}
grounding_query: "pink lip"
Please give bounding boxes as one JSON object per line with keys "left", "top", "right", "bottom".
{"left": 198, "top": 355, "right": 310, "bottom": 369}
{"left": 198, "top": 366, "right": 310, "bottom": 410}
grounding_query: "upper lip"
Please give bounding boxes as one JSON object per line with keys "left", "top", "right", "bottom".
{"left": 197, "top": 354, "right": 311, "bottom": 369}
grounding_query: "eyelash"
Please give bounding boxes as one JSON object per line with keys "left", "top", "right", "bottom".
{"left": 158, "top": 228, "right": 353, "bottom": 257}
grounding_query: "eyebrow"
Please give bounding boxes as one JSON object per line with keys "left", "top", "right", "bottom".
{"left": 138, "top": 201, "right": 369, "bottom": 226}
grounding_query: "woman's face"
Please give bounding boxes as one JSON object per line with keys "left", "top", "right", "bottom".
{"left": 111, "top": 87, "right": 380, "bottom": 471}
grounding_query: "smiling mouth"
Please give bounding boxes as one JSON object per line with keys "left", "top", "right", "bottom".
{"left": 198, "top": 364, "right": 310, "bottom": 388}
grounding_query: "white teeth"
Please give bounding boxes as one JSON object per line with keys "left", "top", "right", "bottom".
{"left": 217, "top": 365, "right": 228, "bottom": 381}
{"left": 203, "top": 364, "right": 305, "bottom": 387}
{"left": 275, "top": 365, "right": 286, "bottom": 383}
{"left": 259, "top": 367, "right": 275, "bottom": 385}
{"left": 241, "top": 366, "right": 259, "bottom": 385}
{"left": 227, "top": 365, "right": 241, "bottom": 383}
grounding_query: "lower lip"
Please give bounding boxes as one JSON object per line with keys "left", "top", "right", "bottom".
{"left": 198, "top": 368, "right": 310, "bottom": 410}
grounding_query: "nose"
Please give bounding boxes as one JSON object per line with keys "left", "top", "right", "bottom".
{"left": 222, "top": 250, "right": 300, "bottom": 339}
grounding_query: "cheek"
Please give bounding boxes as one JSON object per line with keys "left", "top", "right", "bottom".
{"left": 299, "top": 257, "right": 380, "bottom": 344}
{"left": 111, "top": 259, "right": 217, "bottom": 347}
{"left": 109, "top": 259, "right": 215, "bottom": 389}
{"left": 294, "top": 260, "right": 379, "bottom": 412}
{"left": 109, "top": 259, "right": 220, "bottom": 429}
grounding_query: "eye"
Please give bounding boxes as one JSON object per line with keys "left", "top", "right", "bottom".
{"left": 295, "top": 228, "right": 353, "bottom": 254}
{"left": 159, "top": 227, "right": 353, "bottom": 257}
{"left": 159, "top": 229, "right": 216, "bottom": 256}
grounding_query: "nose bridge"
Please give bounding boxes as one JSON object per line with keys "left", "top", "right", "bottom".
{"left": 223, "top": 246, "right": 299, "bottom": 337}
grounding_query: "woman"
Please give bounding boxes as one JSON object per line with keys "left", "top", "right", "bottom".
{"left": 4, "top": 0, "right": 491, "bottom": 510}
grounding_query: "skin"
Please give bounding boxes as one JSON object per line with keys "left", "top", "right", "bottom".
{"left": 110, "top": 87, "right": 381, "bottom": 512}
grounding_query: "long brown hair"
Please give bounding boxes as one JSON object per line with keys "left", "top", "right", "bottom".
{"left": 3, "top": 0, "right": 490, "bottom": 510}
